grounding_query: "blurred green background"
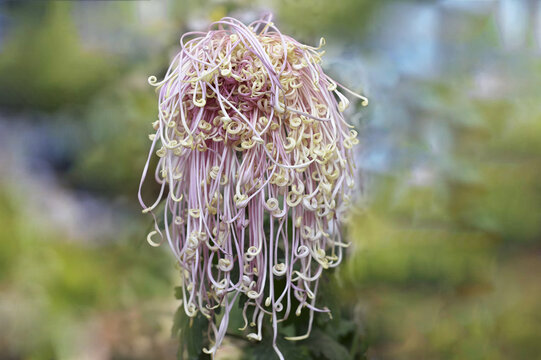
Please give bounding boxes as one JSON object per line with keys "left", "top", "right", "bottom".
{"left": 1, "top": 1, "right": 540, "bottom": 359}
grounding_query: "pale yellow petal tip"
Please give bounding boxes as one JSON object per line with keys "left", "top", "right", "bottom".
{"left": 284, "top": 333, "right": 310, "bottom": 341}
{"left": 146, "top": 230, "right": 162, "bottom": 247}
{"left": 246, "top": 333, "right": 262, "bottom": 341}
{"left": 148, "top": 75, "right": 158, "bottom": 86}
{"left": 202, "top": 346, "right": 216, "bottom": 355}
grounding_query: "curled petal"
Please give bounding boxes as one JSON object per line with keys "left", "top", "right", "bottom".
{"left": 138, "top": 13, "right": 366, "bottom": 359}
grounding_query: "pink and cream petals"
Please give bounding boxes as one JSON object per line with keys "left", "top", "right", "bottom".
{"left": 138, "top": 14, "right": 367, "bottom": 359}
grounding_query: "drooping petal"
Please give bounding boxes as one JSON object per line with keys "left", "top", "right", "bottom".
{"left": 138, "top": 13, "right": 367, "bottom": 359}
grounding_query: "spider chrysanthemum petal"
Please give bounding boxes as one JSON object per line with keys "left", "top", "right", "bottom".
{"left": 138, "top": 14, "right": 366, "bottom": 359}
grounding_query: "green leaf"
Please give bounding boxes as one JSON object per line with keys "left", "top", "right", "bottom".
{"left": 174, "top": 286, "right": 183, "bottom": 300}
{"left": 186, "top": 314, "right": 208, "bottom": 360}
{"left": 242, "top": 326, "right": 310, "bottom": 360}
{"left": 306, "top": 329, "right": 352, "bottom": 360}
{"left": 333, "top": 319, "right": 357, "bottom": 338}
{"left": 172, "top": 305, "right": 210, "bottom": 360}
{"left": 172, "top": 306, "right": 186, "bottom": 338}
{"left": 276, "top": 337, "right": 310, "bottom": 360}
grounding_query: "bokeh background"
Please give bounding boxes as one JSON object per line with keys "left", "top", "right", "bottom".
{"left": 1, "top": 0, "right": 540, "bottom": 359}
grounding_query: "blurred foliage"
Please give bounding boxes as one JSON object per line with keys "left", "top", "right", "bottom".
{"left": 277, "top": 0, "right": 380, "bottom": 41}
{"left": 0, "top": 2, "right": 118, "bottom": 112}
{"left": 341, "top": 69, "right": 541, "bottom": 359}
{"left": 69, "top": 77, "right": 157, "bottom": 197}
{"left": 0, "top": 184, "right": 175, "bottom": 358}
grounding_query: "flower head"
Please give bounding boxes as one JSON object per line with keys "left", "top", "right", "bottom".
{"left": 138, "top": 14, "right": 367, "bottom": 359}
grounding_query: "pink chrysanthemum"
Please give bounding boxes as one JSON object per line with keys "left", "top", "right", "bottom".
{"left": 139, "top": 14, "right": 367, "bottom": 359}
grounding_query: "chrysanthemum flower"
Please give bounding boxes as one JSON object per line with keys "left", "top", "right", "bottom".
{"left": 138, "top": 14, "right": 367, "bottom": 359}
